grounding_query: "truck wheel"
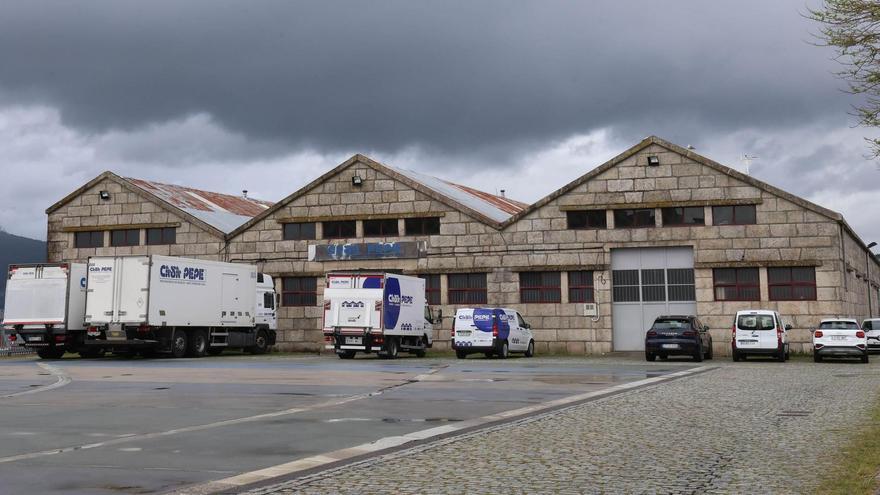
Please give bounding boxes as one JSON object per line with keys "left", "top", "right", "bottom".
{"left": 497, "top": 341, "right": 509, "bottom": 359}
{"left": 455, "top": 350, "right": 467, "bottom": 359}
{"left": 525, "top": 340, "right": 535, "bottom": 358}
{"left": 187, "top": 330, "right": 208, "bottom": 358}
{"left": 170, "top": 329, "right": 188, "bottom": 358}
{"left": 249, "top": 330, "right": 269, "bottom": 355}
{"left": 78, "top": 348, "right": 105, "bottom": 359}
{"left": 338, "top": 350, "right": 356, "bottom": 359}
{"left": 384, "top": 338, "right": 399, "bottom": 359}
{"left": 207, "top": 347, "right": 223, "bottom": 356}
{"left": 37, "top": 347, "right": 65, "bottom": 359}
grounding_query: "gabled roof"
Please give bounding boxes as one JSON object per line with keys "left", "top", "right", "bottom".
{"left": 125, "top": 179, "right": 272, "bottom": 234}
{"left": 47, "top": 172, "right": 273, "bottom": 236}
{"left": 228, "top": 154, "right": 527, "bottom": 238}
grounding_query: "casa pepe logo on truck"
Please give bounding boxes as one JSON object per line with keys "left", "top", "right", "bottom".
{"left": 159, "top": 264, "right": 207, "bottom": 285}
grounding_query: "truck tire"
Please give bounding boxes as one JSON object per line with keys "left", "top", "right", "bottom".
{"left": 207, "top": 347, "right": 223, "bottom": 356}
{"left": 79, "top": 348, "right": 105, "bottom": 359}
{"left": 338, "top": 350, "right": 356, "bottom": 359}
{"left": 455, "top": 350, "right": 467, "bottom": 359}
{"left": 187, "top": 330, "right": 208, "bottom": 358}
{"left": 525, "top": 340, "right": 535, "bottom": 357}
{"left": 249, "top": 330, "right": 269, "bottom": 355}
{"left": 37, "top": 347, "right": 65, "bottom": 359}
{"left": 170, "top": 329, "right": 188, "bottom": 358}
{"left": 383, "top": 338, "right": 399, "bottom": 359}
{"left": 497, "top": 341, "right": 509, "bottom": 359}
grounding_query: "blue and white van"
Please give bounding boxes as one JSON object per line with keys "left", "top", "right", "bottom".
{"left": 452, "top": 307, "right": 534, "bottom": 359}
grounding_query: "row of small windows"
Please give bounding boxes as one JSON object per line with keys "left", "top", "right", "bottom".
{"left": 566, "top": 205, "right": 757, "bottom": 230}
{"left": 74, "top": 227, "right": 176, "bottom": 248}
{"left": 283, "top": 217, "right": 441, "bottom": 240}
{"left": 713, "top": 266, "right": 817, "bottom": 301}
{"left": 280, "top": 271, "right": 596, "bottom": 307}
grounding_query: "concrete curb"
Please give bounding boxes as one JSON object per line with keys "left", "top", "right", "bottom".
{"left": 174, "top": 365, "right": 716, "bottom": 495}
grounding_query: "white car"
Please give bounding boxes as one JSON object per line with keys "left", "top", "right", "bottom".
{"left": 862, "top": 318, "right": 880, "bottom": 353}
{"left": 731, "top": 309, "right": 790, "bottom": 362}
{"left": 813, "top": 318, "right": 868, "bottom": 363}
{"left": 451, "top": 307, "right": 534, "bottom": 359}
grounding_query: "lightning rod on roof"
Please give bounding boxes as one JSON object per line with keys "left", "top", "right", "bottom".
{"left": 741, "top": 154, "right": 758, "bottom": 175}
{"left": 242, "top": 190, "right": 248, "bottom": 199}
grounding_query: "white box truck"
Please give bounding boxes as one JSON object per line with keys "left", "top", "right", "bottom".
{"left": 84, "top": 255, "right": 277, "bottom": 358}
{"left": 322, "top": 271, "right": 435, "bottom": 359}
{"left": 2, "top": 263, "right": 90, "bottom": 359}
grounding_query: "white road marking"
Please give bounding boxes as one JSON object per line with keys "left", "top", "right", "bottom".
{"left": 118, "top": 447, "right": 142, "bottom": 452}
{"left": 1, "top": 362, "right": 71, "bottom": 399}
{"left": 176, "top": 365, "right": 715, "bottom": 494}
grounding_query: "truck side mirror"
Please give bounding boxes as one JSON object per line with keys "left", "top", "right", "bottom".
{"left": 784, "top": 323, "right": 792, "bottom": 331}
{"left": 702, "top": 325, "right": 709, "bottom": 332}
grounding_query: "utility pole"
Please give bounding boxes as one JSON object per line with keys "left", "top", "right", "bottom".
{"left": 868, "top": 242, "right": 877, "bottom": 317}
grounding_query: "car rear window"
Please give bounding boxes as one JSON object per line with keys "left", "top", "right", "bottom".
{"left": 819, "top": 321, "right": 859, "bottom": 330}
{"left": 652, "top": 319, "right": 690, "bottom": 330}
{"left": 737, "top": 314, "right": 776, "bottom": 330}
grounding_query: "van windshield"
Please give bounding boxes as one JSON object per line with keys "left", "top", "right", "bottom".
{"left": 737, "top": 314, "right": 775, "bottom": 331}
{"left": 819, "top": 321, "right": 859, "bottom": 330}
{"left": 652, "top": 319, "right": 690, "bottom": 330}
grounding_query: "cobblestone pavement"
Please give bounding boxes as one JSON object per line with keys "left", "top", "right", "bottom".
{"left": 244, "top": 359, "right": 880, "bottom": 494}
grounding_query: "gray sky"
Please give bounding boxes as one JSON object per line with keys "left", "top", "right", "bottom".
{"left": 0, "top": 0, "right": 877, "bottom": 246}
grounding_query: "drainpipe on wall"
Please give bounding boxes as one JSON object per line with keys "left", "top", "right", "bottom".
{"left": 868, "top": 242, "right": 877, "bottom": 317}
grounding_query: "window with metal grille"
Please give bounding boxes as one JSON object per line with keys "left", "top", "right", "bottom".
{"left": 74, "top": 230, "right": 104, "bottom": 248}
{"left": 404, "top": 217, "right": 441, "bottom": 235}
{"left": 641, "top": 269, "right": 666, "bottom": 302}
{"left": 322, "top": 220, "right": 356, "bottom": 239}
{"left": 146, "top": 227, "right": 176, "bottom": 245}
{"left": 713, "top": 268, "right": 760, "bottom": 301}
{"left": 712, "top": 205, "right": 756, "bottom": 225}
{"left": 566, "top": 210, "right": 607, "bottom": 229}
{"left": 612, "top": 270, "right": 640, "bottom": 302}
{"left": 519, "top": 272, "right": 561, "bottom": 303}
{"left": 614, "top": 208, "right": 655, "bottom": 228}
{"left": 282, "top": 277, "right": 317, "bottom": 307}
{"left": 661, "top": 207, "right": 705, "bottom": 226}
{"left": 768, "top": 267, "right": 817, "bottom": 301}
{"left": 419, "top": 274, "right": 442, "bottom": 305}
{"left": 363, "top": 219, "right": 399, "bottom": 237}
{"left": 568, "top": 271, "right": 595, "bottom": 303}
{"left": 110, "top": 229, "right": 140, "bottom": 247}
{"left": 667, "top": 268, "right": 696, "bottom": 301}
{"left": 282, "top": 222, "right": 316, "bottom": 240}
{"left": 448, "top": 273, "right": 487, "bottom": 304}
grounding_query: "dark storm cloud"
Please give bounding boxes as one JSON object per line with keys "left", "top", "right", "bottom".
{"left": 0, "top": 0, "right": 841, "bottom": 157}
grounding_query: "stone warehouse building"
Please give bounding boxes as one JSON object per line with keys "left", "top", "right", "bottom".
{"left": 47, "top": 137, "right": 880, "bottom": 355}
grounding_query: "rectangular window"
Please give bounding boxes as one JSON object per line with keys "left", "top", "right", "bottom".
{"left": 713, "top": 268, "right": 760, "bottom": 301}
{"left": 614, "top": 208, "right": 655, "bottom": 228}
{"left": 363, "top": 218, "right": 399, "bottom": 237}
{"left": 712, "top": 205, "right": 757, "bottom": 225}
{"left": 612, "top": 270, "right": 640, "bottom": 302}
{"left": 282, "top": 222, "right": 316, "bottom": 241}
{"left": 448, "top": 273, "right": 487, "bottom": 305}
{"left": 404, "top": 217, "right": 441, "bottom": 235}
{"left": 566, "top": 210, "right": 607, "bottom": 230}
{"left": 146, "top": 227, "right": 176, "bottom": 245}
{"left": 641, "top": 269, "right": 666, "bottom": 302}
{"left": 568, "top": 271, "right": 595, "bottom": 303}
{"left": 419, "top": 274, "right": 442, "bottom": 305}
{"left": 74, "top": 231, "right": 104, "bottom": 248}
{"left": 263, "top": 292, "right": 275, "bottom": 310}
{"left": 519, "top": 272, "right": 561, "bottom": 303}
{"left": 322, "top": 220, "right": 356, "bottom": 239}
{"left": 768, "top": 266, "right": 817, "bottom": 301}
{"left": 110, "top": 229, "right": 140, "bottom": 247}
{"left": 661, "top": 207, "right": 705, "bottom": 226}
{"left": 282, "top": 277, "right": 317, "bottom": 307}
{"left": 667, "top": 268, "right": 696, "bottom": 301}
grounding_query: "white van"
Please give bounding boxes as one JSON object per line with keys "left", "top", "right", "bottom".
{"left": 732, "top": 309, "right": 791, "bottom": 362}
{"left": 862, "top": 319, "right": 880, "bottom": 352}
{"left": 452, "top": 308, "right": 534, "bottom": 359}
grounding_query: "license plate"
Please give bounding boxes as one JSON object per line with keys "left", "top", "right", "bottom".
{"left": 456, "top": 330, "right": 472, "bottom": 336}
{"left": 661, "top": 344, "right": 680, "bottom": 349}
{"left": 27, "top": 336, "right": 43, "bottom": 342}
{"left": 738, "top": 340, "right": 757, "bottom": 346}
{"left": 344, "top": 336, "right": 362, "bottom": 345}
{"left": 831, "top": 335, "right": 847, "bottom": 341}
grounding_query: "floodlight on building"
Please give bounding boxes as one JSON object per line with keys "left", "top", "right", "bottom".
{"left": 352, "top": 175, "right": 364, "bottom": 187}
{"left": 99, "top": 190, "right": 111, "bottom": 200}
{"left": 647, "top": 156, "right": 660, "bottom": 167}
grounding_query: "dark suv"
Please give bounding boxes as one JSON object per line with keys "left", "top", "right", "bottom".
{"left": 645, "top": 315, "right": 713, "bottom": 362}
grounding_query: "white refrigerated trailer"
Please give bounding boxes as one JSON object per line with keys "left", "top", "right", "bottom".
{"left": 322, "top": 271, "right": 434, "bottom": 359}
{"left": 2, "top": 263, "right": 90, "bottom": 359}
{"left": 84, "top": 255, "right": 277, "bottom": 358}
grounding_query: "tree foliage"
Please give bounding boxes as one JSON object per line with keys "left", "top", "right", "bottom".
{"left": 809, "top": 0, "right": 880, "bottom": 157}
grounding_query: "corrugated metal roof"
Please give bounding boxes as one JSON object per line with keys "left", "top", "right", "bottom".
{"left": 388, "top": 167, "right": 527, "bottom": 223}
{"left": 125, "top": 178, "right": 273, "bottom": 233}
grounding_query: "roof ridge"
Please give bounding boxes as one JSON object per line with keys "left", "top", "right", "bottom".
{"left": 124, "top": 177, "right": 274, "bottom": 206}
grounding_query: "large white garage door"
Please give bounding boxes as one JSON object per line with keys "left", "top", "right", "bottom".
{"left": 611, "top": 247, "right": 696, "bottom": 351}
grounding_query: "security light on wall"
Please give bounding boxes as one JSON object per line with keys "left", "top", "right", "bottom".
{"left": 351, "top": 175, "right": 364, "bottom": 187}
{"left": 647, "top": 156, "right": 660, "bottom": 166}
{"left": 99, "top": 190, "right": 111, "bottom": 200}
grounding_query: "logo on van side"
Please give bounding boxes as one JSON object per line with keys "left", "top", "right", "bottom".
{"left": 159, "top": 265, "right": 206, "bottom": 285}
{"left": 384, "top": 278, "right": 402, "bottom": 330}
